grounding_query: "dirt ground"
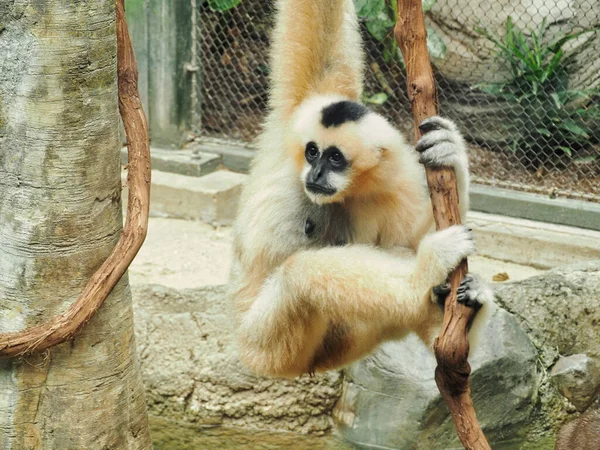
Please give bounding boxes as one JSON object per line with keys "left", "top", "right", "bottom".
{"left": 128, "top": 217, "right": 543, "bottom": 290}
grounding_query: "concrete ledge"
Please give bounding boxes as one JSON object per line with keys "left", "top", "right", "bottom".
{"left": 122, "top": 147, "right": 221, "bottom": 177}
{"left": 469, "top": 211, "right": 600, "bottom": 269}
{"left": 187, "top": 141, "right": 254, "bottom": 173}
{"left": 471, "top": 184, "right": 600, "bottom": 232}
{"left": 123, "top": 170, "right": 247, "bottom": 226}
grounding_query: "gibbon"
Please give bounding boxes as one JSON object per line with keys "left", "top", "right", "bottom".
{"left": 230, "top": 0, "right": 492, "bottom": 378}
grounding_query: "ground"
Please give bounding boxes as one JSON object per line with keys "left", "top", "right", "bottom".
{"left": 129, "top": 217, "right": 543, "bottom": 290}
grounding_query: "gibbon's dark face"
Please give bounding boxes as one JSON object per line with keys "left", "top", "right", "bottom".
{"left": 303, "top": 141, "right": 349, "bottom": 197}
{"left": 293, "top": 97, "right": 391, "bottom": 204}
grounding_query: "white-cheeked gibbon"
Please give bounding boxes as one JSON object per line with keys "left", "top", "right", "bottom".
{"left": 230, "top": 0, "right": 493, "bottom": 378}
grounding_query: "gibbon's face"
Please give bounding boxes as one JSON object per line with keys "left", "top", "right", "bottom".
{"left": 302, "top": 140, "right": 349, "bottom": 203}
{"left": 292, "top": 97, "right": 395, "bottom": 205}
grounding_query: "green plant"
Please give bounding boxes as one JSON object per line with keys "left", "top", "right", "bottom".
{"left": 208, "top": 0, "right": 241, "bottom": 13}
{"left": 475, "top": 17, "right": 600, "bottom": 165}
{"left": 355, "top": 0, "right": 445, "bottom": 64}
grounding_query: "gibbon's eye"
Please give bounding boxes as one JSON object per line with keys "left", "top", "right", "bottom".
{"left": 305, "top": 142, "right": 319, "bottom": 161}
{"left": 329, "top": 150, "right": 344, "bottom": 165}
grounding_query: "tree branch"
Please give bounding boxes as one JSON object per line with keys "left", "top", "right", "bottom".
{"left": 394, "top": 1, "right": 491, "bottom": 448}
{"left": 0, "top": 0, "right": 150, "bottom": 357}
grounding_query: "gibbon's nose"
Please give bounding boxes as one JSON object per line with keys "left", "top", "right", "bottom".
{"left": 309, "top": 161, "right": 325, "bottom": 183}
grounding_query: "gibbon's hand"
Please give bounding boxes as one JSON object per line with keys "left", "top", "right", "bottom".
{"left": 415, "top": 116, "right": 468, "bottom": 170}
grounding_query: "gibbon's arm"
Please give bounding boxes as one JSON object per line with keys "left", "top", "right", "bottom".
{"left": 269, "top": 0, "right": 364, "bottom": 121}
{"left": 237, "top": 225, "right": 477, "bottom": 378}
{"left": 409, "top": 116, "right": 471, "bottom": 250}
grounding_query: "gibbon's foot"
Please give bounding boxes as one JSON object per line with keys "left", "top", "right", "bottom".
{"left": 432, "top": 282, "right": 451, "bottom": 309}
{"left": 415, "top": 116, "right": 466, "bottom": 169}
{"left": 433, "top": 274, "right": 485, "bottom": 312}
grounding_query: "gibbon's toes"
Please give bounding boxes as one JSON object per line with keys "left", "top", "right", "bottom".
{"left": 433, "top": 282, "right": 451, "bottom": 308}
{"left": 456, "top": 274, "right": 484, "bottom": 312}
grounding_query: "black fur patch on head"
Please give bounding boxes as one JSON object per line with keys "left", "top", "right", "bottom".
{"left": 321, "top": 101, "right": 368, "bottom": 128}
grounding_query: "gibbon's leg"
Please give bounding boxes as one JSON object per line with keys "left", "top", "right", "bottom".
{"left": 237, "top": 225, "right": 475, "bottom": 377}
{"left": 410, "top": 116, "right": 471, "bottom": 249}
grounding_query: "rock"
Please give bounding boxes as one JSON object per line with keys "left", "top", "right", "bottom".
{"left": 494, "top": 261, "right": 600, "bottom": 440}
{"left": 333, "top": 307, "right": 538, "bottom": 449}
{"left": 131, "top": 283, "right": 342, "bottom": 435}
{"left": 426, "top": 0, "right": 600, "bottom": 90}
{"left": 550, "top": 354, "right": 600, "bottom": 412}
{"left": 495, "top": 261, "right": 600, "bottom": 367}
{"left": 123, "top": 170, "right": 247, "bottom": 226}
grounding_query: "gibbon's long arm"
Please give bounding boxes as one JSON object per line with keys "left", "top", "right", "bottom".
{"left": 269, "top": 0, "right": 364, "bottom": 121}
{"left": 409, "top": 117, "right": 471, "bottom": 250}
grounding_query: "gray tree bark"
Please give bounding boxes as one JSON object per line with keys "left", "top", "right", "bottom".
{"left": 0, "top": 1, "right": 151, "bottom": 448}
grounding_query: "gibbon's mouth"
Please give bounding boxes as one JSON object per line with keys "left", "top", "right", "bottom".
{"left": 305, "top": 183, "right": 337, "bottom": 196}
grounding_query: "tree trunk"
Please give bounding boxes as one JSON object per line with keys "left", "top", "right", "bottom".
{"left": 0, "top": 1, "right": 151, "bottom": 448}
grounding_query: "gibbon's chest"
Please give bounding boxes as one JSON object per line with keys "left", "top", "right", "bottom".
{"left": 301, "top": 200, "right": 353, "bottom": 247}
{"left": 301, "top": 200, "right": 392, "bottom": 247}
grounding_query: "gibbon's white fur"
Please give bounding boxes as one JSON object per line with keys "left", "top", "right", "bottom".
{"left": 230, "top": 0, "right": 493, "bottom": 378}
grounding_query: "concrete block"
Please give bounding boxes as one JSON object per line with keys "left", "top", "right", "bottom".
{"left": 122, "top": 147, "right": 221, "bottom": 177}
{"left": 188, "top": 140, "right": 254, "bottom": 173}
{"left": 471, "top": 184, "right": 600, "bottom": 232}
{"left": 469, "top": 211, "right": 600, "bottom": 269}
{"left": 122, "top": 169, "right": 247, "bottom": 226}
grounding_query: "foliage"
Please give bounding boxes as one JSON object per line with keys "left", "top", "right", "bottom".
{"left": 354, "top": 0, "right": 445, "bottom": 65}
{"left": 208, "top": 0, "right": 241, "bottom": 13}
{"left": 475, "top": 17, "right": 600, "bottom": 164}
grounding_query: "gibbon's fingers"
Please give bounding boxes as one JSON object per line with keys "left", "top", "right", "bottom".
{"left": 418, "top": 115, "right": 458, "bottom": 134}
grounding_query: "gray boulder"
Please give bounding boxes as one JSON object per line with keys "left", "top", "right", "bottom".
{"left": 495, "top": 261, "right": 600, "bottom": 367}
{"left": 550, "top": 354, "right": 600, "bottom": 412}
{"left": 495, "top": 261, "right": 600, "bottom": 426}
{"left": 132, "top": 283, "right": 343, "bottom": 435}
{"left": 334, "top": 307, "right": 539, "bottom": 449}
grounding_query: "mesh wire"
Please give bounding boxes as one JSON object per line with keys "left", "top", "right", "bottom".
{"left": 194, "top": 0, "right": 600, "bottom": 201}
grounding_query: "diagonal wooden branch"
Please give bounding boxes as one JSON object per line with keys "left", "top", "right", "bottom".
{"left": 0, "top": 0, "right": 150, "bottom": 358}
{"left": 394, "top": 1, "right": 491, "bottom": 448}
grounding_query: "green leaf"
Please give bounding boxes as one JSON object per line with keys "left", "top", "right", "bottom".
{"left": 208, "top": 0, "right": 241, "bottom": 12}
{"left": 559, "top": 146, "right": 573, "bottom": 156}
{"left": 365, "top": 92, "right": 389, "bottom": 104}
{"left": 422, "top": 0, "right": 437, "bottom": 13}
{"left": 366, "top": 9, "right": 395, "bottom": 41}
{"left": 559, "top": 119, "right": 590, "bottom": 138}
{"left": 536, "top": 127, "right": 552, "bottom": 137}
{"left": 548, "top": 28, "right": 600, "bottom": 54}
{"left": 426, "top": 26, "right": 446, "bottom": 59}
{"left": 550, "top": 92, "right": 562, "bottom": 109}
{"left": 355, "top": 0, "right": 385, "bottom": 18}
{"left": 574, "top": 155, "right": 598, "bottom": 164}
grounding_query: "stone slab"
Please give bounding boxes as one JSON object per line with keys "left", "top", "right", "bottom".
{"left": 469, "top": 211, "right": 600, "bottom": 269}
{"left": 122, "top": 169, "right": 247, "bottom": 226}
{"left": 121, "top": 146, "right": 222, "bottom": 177}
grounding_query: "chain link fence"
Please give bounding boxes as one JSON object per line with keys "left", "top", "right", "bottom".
{"left": 193, "top": 0, "right": 600, "bottom": 201}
